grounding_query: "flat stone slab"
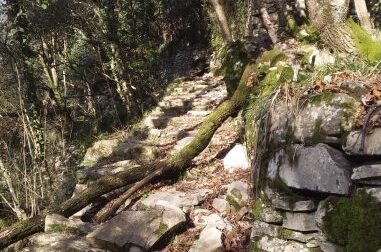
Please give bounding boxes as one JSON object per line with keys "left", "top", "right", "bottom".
{"left": 351, "top": 164, "right": 381, "bottom": 180}
{"left": 264, "top": 187, "right": 317, "bottom": 211}
{"left": 283, "top": 212, "right": 319, "bottom": 232}
{"left": 251, "top": 235, "right": 315, "bottom": 252}
{"left": 264, "top": 186, "right": 316, "bottom": 211}
{"left": 144, "top": 115, "right": 170, "bottom": 129}
{"left": 268, "top": 144, "right": 352, "bottom": 195}
{"left": 29, "top": 233, "right": 103, "bottom": 252}
{"left": 251, "top": 221, "right": 319, "bottom": 244}
{"left": 140, "top": 189, "right": 212, "bottom": 212}
{"left": 187, "top": 110, "right": 212, "bottom": 117}
{"left": 87, "top": 209, "right": 185, "bottom": 250}
{"left": 344, "top": 128, "right": 381, "bottom": 155}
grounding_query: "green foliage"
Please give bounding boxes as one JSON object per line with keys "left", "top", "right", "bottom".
{"left": 323, "top": 190, "right": 381, "bottom": 252}
{"left": 348, "top": 19, "right": 381, "bottom": 62}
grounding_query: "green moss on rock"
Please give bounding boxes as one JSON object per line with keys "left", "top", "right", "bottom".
{"left": 348, "top": 19, "right": 381, "bottom": 62}
{"left": 322, "top": 190, "right": 381, "bottom": 252}
{"left": 226, "top": 195, "right": 241, "bottom": 210}
{"left": 48, "top": 224, "right": 85, "bottom": 236}
{"left": 252, "top": 198, "right": 265, "bottom": 220}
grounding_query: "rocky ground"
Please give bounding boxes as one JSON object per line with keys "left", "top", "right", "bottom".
{"left": 17, "top": 73, "right": 255, "bottom": 251}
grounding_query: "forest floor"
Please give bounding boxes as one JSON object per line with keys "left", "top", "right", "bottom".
{"left": 73, "top": 72, "right": 254, "bottom": 251}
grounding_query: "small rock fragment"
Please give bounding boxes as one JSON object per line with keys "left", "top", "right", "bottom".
{"left": 223, "top": 144, "right": 250, "bottom": 172}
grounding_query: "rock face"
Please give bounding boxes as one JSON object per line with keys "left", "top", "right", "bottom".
{"left": 87, "top": 209, "right": 185, "bottom": 250}
{"left": 268, "top": 144, "right": 352, "bottom": 195}
{"left": 223, "top": 144, "right": 251, "bottom": 172}
{"left": 344, "top": 128, "right": 381, "bottom": 155}
{"left": 294, "top": 93, "right": 360, "bottom": 143}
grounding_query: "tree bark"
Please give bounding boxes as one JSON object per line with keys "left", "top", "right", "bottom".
{"left": 353, "top": 0, "right": 373, "bottom": 31}
{"left": 306, "top": 0, "right": 357, "bottom": 53}
{"left": 0, "top": 63, "right": 257, "bottom": 249}
{"left": 210, "top": 0, "right": 233, "bottom": 43}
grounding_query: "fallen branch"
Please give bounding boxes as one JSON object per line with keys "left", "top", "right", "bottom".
{"left": 0, "top": 64, "right": 257, "bottom": 249}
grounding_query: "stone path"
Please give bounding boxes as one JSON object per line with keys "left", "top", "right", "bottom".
{"left": 22, "top": 73, "right": 254, "bottom": 251}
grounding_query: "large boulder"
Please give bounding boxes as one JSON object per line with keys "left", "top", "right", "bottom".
{"left": 294, "top": 93, "right": 360, "bottom": 143}
{"left": 87, "top": 209, "right": 185, "bottom": 250}
{"left": 267, "top": 144, "right": 352, "bottom": 195}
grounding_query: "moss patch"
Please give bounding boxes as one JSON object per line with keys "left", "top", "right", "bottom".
{"left": 252, "top": 198, "right": 265, "bottom": 220}
{"left": 322, "top": 190, "right": 381, "bottom": 252}
{"left": 348, "top": 19, "right": 381, "bottom": 62}
{"left": 215, "top": 41, "right": 249, "bottom": 96}
{"left": 155, "top": 222, "right": 169, "bottom": 236}
{"left": 226, "top": 195, "right": 241, "bottom": 210}
{"left": 48, "top": 224, "right": 85, "bottom": 236}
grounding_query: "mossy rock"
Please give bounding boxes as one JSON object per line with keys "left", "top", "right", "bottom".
{"left": 348, "top": 19, "right": 381, "bottom": 62}
{"left": 322, "top": 190, "right": 381, "bottom": 252}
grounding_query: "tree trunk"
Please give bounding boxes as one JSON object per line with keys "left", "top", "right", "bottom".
{"left": 353, "top": 0, "right": 373, "bottom": 31}
{"left": 306, "top": 0, "right": 357, "bottom": 53}
{"left": 210, "top": 0, "right": 233, "bottom": 43}
{"left": 0, "top": 63, "right": 257, "bottom": 249}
